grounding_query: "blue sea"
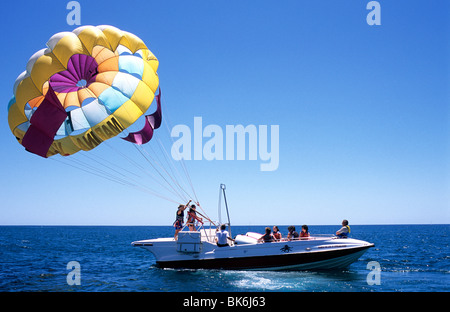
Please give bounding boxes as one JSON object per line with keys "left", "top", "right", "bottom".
{"left": 0, "top": 224, "right": 448, "bottom": 292}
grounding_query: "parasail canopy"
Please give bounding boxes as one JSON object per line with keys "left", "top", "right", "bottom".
{"left": 7, "top": 25, "right": 205, "bottom": 211}
{"left": 8, "top": 25, "right": 159, "bottom": 158}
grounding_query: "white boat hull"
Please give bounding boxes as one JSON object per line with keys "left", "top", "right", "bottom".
{"left": 132, "top": 231, "right": 374, "bottom": 271}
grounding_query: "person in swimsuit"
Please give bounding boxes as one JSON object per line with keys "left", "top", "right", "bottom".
{"left": 173, "top": 204, "right": 187, "bottom": 239}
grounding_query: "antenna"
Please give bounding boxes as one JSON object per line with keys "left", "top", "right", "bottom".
{"left": 219, "top": 184, "right": 231, "bottom": 237}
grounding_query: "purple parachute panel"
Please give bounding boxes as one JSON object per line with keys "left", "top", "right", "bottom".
{"left": 122, "top": 89, "right": 162, "bottom": 145}
{"left": 21, "top": 84, "right": 67, "bottom": 157}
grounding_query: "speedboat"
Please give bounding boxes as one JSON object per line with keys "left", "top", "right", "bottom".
{"left": 132, "top": 185, "right": 374, "bottom": 270}
{"left": 131, "top": 184, "right": 374, "bottom": 270}
{"left": 132, "top": 229, "right": 374, "bottom": 270}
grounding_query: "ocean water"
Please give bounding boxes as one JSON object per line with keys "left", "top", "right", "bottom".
{"left": 0, "top": 224, "right": 448, "bottom": 292}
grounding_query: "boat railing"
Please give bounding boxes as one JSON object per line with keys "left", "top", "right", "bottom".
{"left": 254, "top": 234, "right": 336, "bottom": 243}
{"left": 178, "top": 220, "right": 218, "bottom": 243}
{"left": 178, "top": 221, "right": 338, "bottom": 245}
{"left": 309, "top": 234, "right": 336, "bottom": 239}
{"left": 267, "top": 235, "right": 335, "bottom": 242}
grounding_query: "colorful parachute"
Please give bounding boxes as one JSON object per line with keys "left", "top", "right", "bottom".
{"left": 8, "top": 25, "right": 159, "bottom": 158}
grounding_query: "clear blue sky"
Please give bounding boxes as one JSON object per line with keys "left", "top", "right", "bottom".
{"left": 0, "top": 0, "right": 448, "bottom": 226}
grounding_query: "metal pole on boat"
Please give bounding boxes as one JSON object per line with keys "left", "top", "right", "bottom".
{"left": 218, "top": 186, "right": 222, "bottom": 225}
{"left": 220, "top": 184, "right": 231, "bottom": 238}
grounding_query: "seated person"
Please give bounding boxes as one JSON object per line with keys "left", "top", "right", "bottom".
{"left": 215, "top": 224, "right": 234, "bottom": 247}
{"left": 272, "top": 226, "right": 282, "bottom": 241}
{"left": 287, "top": 225, "right": 299, "bottom": 241}
{"left": 300, "top": 224, "right": 310, "bottom": 239}
{"left": 336, "top": 219, "right": 350, "bottom": 238}
{"left": 259, "top": 227, "right": 274, "bottom": 243}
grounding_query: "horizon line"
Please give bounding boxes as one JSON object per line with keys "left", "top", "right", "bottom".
{"left": 0, "top": 223, "right": 448, "bottom": 226}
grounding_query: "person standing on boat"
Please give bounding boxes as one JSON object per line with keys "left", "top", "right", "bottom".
{"left": 173, "top": 203, "right": 188, "bottom": 239}
{"left": 215, "top": 224, "right": 234, "bottom": 247}
{"left": 187, "top": 204, "right": 202, "bottom": 231}
{"left": 273, "top": 226, "right": 282, "bottom": 241}
{"left": 287, "top": 226, "right": 299, "bottom": 241}
{"left": 336, "top": 219, "right": 350, "bottom": 238}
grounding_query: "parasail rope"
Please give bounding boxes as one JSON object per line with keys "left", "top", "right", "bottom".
{"left": 103, "top": 141, "right": 187, "bottom": 202}
{"left": 131, "top": 142, "right": 189, "bottom": 203}
{"left": 141, "top": 141, "right": 192, "bottom": 201}
{"left": 50, "top": 155, "right": 180, "bottom": 204}
{"left": 160, "top": 111, "right": 200, "bottom": 204}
